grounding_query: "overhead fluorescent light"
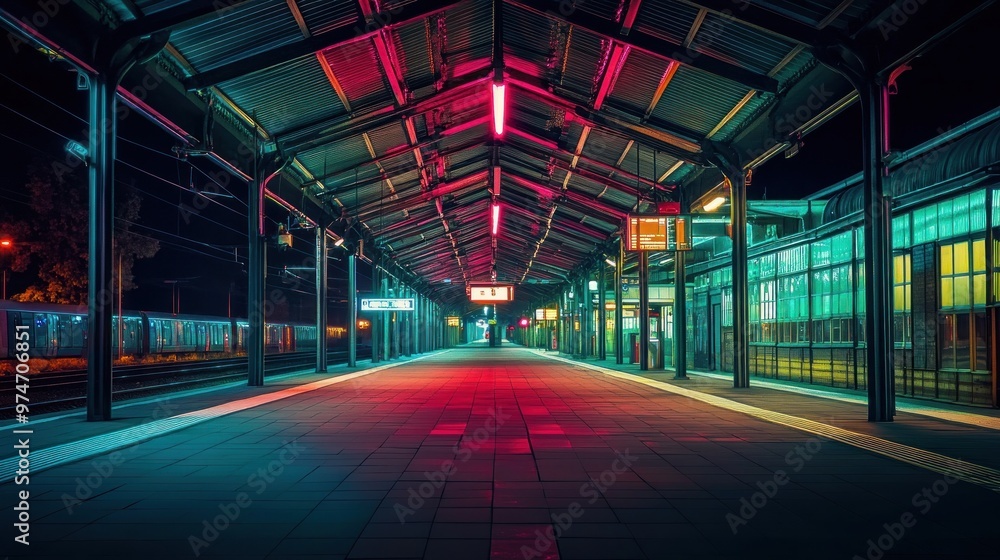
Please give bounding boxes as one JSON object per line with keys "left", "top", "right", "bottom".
{"left": 703, "top": 196, "right": 727, "bottom": 212}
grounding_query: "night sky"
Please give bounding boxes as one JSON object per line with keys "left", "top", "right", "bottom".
{"left": 1, "top": 12, "right": 997, "bottom": 320}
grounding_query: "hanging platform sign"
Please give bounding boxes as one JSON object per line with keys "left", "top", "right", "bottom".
{"left": 360, "top": 298, "right": 414, "bottom": 311}
{"left": 625, "top": 214, "right": 692, "bottom": 251}
{"left": 469, "top": 284, "right": 514, "bottom": 302}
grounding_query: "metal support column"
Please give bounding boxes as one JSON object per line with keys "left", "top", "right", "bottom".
{"left": 413, "top": 292, "right": 421, "bottom": 354}
{"left": 705, "top": 142, "right": 749, "bottom": 388}
{"left": 392, "top": 278, "right": 400, "bottom": 359}
{"left": 816, "top": 45, "right": 895, "bottom": 420}
{"left": 316, "top": 228, "right": 328, "bottom": 373}
{"left": 404, "top": 286, "right": 413, "bottom": 355}
{"left": 371, "top": 261, "right": 380, "bottom": 363}
{"left": 861, "top": 81, "right": 895, "bottom": 421}
{"left": 638, "top": 252, "right": 650, "bottom": 371}
{"left": 674, "top": 248, "right": 688, "bottom": 379}
{"left": 86, "top": 34, "right": 166, "bottom": 420}
{"left": 347, "top": 252, "right": 357, "bottom": 367}
{"left": 615, "top": 240, "right": 624, "bottom": 364}
{"left": 247, "top": 174, "right": 266, "bottom": 386}
{"left": 85, "top": 74, "right": 116, "bottom": 420}
{"left": 579, "top": 276, "right": 588, "bottom": 358}
{"left": 598, "top": 264, "right": 607, "bottom": 360}
{"left": 383, "top": 275, "right": 391, "bottom": 360}
{"left": 731, "top": 170, "right": 750, "bottom": 388}
{"left": 987, "top": 188, "right": 997, "bottom": 407}
{"left": 247, "top": 155, "right": 285, "bottom": 387}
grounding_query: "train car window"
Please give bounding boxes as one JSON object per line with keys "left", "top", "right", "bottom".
{"left": 32, "top": 314, "right": 49, "bottom": 351}
{"left": 162, "top": 322, "right": 173, "bottom": 345}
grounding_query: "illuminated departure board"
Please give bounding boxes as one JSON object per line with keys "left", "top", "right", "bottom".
{"left": 469, "top": 284, "right": 514, "bottom": 302}
{"left": 360, "top": 298, "right": 414, "bottom": 311}
{"left": 625, "top": 215, "right": 692, "bottom": 251}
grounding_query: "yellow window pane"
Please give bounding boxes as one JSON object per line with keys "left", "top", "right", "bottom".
{"left": 905, "top": 285, "right": 911, "bottom": 311}
{"left": 974, "top": 274, "right": 986, "bottom": 305}
{"left": 941, "top": 278, "right": 953, "bottom": 307}
{"left": 893, "top": 286, "right": 905, "bottom": 311}
{"left": 973, "top": 239, "right": 986, "bottom": 272}
{"left": 954, "top": 241, "right": 969, "bottom": 274}
{"left": 954, "top": 276, "right": 970, "bottom": 307}
{"left": 941, "top": 245, "right": 953, "bottom": 275}
{"left": 905, "top": 255, "right": 912, "bottom": 281}
{"left": 894, "top": 256, "right": 904, "bottom": 283}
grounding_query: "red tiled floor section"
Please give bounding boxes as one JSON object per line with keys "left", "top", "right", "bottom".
{"left": 5, "top": 345, "right": 1000, "bottom": 559}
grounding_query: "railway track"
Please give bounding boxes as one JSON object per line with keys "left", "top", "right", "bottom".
{"left": 0, "top": 348, "right": 372, "bottom": 417}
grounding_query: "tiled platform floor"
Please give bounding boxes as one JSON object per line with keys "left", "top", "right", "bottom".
{"left": 4, "top": 344, "right": 1000, "bottom": 559}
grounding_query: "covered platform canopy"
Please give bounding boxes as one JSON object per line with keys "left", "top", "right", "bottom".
{"left": 1, "top": 0, "right": 992, "bottom": 420}
{"left": 2, "top": 0, "right": 951, "bottom": 304}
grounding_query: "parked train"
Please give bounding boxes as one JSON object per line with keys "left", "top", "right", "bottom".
{"left": 0, "top": 301, "right": 337, "bottom": 359}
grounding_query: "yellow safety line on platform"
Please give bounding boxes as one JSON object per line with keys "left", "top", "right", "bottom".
{"left": 689, "top": 370, "right": 1000, "bottom": 431}
{"left": 0, "top": 352, "right": 444, "bottom": 479}
{"left": 537, "top": 351, "right": 1000, "bottom": 494}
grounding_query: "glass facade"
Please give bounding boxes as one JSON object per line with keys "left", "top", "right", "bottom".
{"left": 687, "top": 187, "right": 996, "bottom": 405}
{"left": 893, "top": 254, "right": 912, "bottom": 347}
{"left": 938, "top": 239, "right": 988, "bottom": 371}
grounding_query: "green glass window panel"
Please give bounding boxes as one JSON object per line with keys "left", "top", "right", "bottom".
{"left": 913, "top": 208, "right": 925, "bottom": 245}
{"left": 811, "top": 239, "right": 831, "bottom": 267}
{"left": 831, "top": 231, "right": 853, "bottom": 263}
{"left": 748, "top": 259, "right": 760, "bottom": 281}
{"left": 925, "top": 204, "right": 939, "bottom": 241}
{"left": 760, "top": 254, "right": 776, "bottom": 278}
{"left": 938, "top": 199, "right": 954, "bottom": 239}
{"left": 993, "top": 190, "right": 1000, "bottom": 227}
{"left": 855, "top": 229, "right": 864, "bottom": 257}
{"left": 974, "top": 274, "right": 986, "bottom": 306}
{"left": 892, "top": 214, "right": 910, "bottom": 249}
{"left": 953, "top": 194, "right": 970, "bottom": 237}
{"left": 970, "top": 190, "right": 986, "bottom": 232}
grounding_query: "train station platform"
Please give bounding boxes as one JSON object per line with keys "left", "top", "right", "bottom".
{"left": 4, "top": 344, "right": 1000, "bottom": 559}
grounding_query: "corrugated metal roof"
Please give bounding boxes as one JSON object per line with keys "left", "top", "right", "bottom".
{"left": 322, "top": 40, "right": 394, "bottom": 109}
{"left": 91, "top": 0, "right": 914, "bottom": 305}
{"left": 651, "top": 65, "right": 751, "bottom": 136}
{"left": 605, "top": 49, "right": 670, "bottom": 116}
{"left": 297, "top": 0, "right": 358, "bottom": 36}
{"left": 217, "top": 56, "right": 345, "bottom": 134}
{"left": 690, "top": 12, "right": 797, "bottom": 76}
{"left": 442, "top": 0, "right": 493, "bottom": 77}
{"left": 392, "top": 20, "right": 436, "bottom": 95}
{"left": 169, "top": 0, "right": 302, "bottom": 73}
{"left": 634, "top": 0, "right": 702, "bottom": 46}
{"left": 558, "top": 27, "right": 605, "bottom": 99}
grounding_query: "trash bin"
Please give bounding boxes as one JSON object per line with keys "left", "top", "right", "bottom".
{"left": 629, "top": 333, "right": 639, "bottom": 364}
